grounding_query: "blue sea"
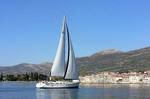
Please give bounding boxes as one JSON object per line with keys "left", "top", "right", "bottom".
{"left": 0, "top": 82, "right": 150, "bottom": 99}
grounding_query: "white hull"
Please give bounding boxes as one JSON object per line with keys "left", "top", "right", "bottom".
{"left": 36, "top": 80, "right": 79, "bottom": 89}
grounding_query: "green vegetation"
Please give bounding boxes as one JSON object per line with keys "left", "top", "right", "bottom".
{"left": 0, "top": 73, "right": 3, "bottom": 81}
{"left": 0, "top": 72, "right": 48, "bottom": 81}
{"left": 78, "top": 47, "right": 150, "bottom": 75}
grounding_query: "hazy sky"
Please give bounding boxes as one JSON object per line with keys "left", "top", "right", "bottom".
{"left": 0, "top": 0, "right": 150, "bottom": 66}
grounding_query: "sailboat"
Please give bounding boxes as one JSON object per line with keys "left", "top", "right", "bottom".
{"left": 36, "top": 16, "right": 80, "bottom": 88}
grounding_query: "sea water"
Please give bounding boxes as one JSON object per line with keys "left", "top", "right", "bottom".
{"left": 0, "top": 82, "right": 150, "bottom": 99}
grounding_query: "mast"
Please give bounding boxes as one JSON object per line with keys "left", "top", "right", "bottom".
{"left": 51, "top": 16, "right": 78, "bottom": 80}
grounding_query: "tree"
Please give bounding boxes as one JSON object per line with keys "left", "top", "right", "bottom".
{"left": 38, "top": 74, "right": 48, "bottom": 80}
{"left": 6, "top": 75, "right": 17, "bottom": 81}
{"left": 23, "top": 73, "right": 30, "bottom": 81}
{"left": 0, "top": 73, "right": 3, "bottom": 81}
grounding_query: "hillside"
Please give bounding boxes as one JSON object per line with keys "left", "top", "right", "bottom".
{"left": 78, "top": 47, "right": 150, "bottom": 75}
{"left": 0, "top": 63, "right": 52, "bottom": 75}
{"left": 0, "top": 47, "right": 150, "bottom": 76}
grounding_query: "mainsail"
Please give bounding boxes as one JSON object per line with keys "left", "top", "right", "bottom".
{"left": 51, "top": 16, "right": 78, "bottom": 80}
{"left": 51, "top": 17, "right": 66, "bottom": 77}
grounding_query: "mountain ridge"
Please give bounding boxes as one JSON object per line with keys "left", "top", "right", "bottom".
{"left": 0, "top": 47, "right": 150, "bottom": 75}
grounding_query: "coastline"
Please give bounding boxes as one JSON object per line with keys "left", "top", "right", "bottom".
{"left": 79, "top": 71, "right": 150, "bottom": 84}
{"left": 1, "top": 71, "right": 150, "bottom": 84}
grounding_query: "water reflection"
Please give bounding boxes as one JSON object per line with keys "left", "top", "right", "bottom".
{"left": 80, "top": 84, "right": 150, "bottom": 99}
{"left": 81, "top": 83, "right": 150, "bottom": 89}
{"left": 36, "top": 88, "right": 78, "bottom": 99}
{"left": 36, "top": 84, "right": 150, "bottom": 99}
{"left": 2, "top": 82, "right": 150, "bottom": 99}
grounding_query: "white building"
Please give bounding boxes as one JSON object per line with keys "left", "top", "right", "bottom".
{"left": 129, "top": 75, "right": 143, "bottom": 83}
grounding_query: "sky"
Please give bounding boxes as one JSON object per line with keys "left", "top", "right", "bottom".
{"left": 0, "top": 0, "right": 150, "bottom": 66}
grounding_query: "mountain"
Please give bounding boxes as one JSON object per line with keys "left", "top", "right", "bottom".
{"left": 78, "top": 47, "right": 150, "bottom": 75}
{"left": 0, "top": 47, "right": 150, "bottom": 75}
{"left": 91, "top": 49, "right": 123, "bottom": 56}
{"left": 0, "top": 63, "right": 52, "bottom": 75}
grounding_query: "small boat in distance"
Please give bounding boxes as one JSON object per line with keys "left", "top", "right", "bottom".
{"left": 36, "top": 16, "right": 79, "bottom": 88}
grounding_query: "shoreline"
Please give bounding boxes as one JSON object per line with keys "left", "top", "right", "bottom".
{"left": 80, "top": 71, "right": 150, "bottom": 84}
{"left": 1, "top": 71, "right": 150, "bottom": 84}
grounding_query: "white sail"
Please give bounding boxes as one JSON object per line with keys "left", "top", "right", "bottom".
{"left": 64, "top": 29, "right": 79, "bottom": 80}
{"left": 51, "top": 17, "right": 66, "bottom": 77}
